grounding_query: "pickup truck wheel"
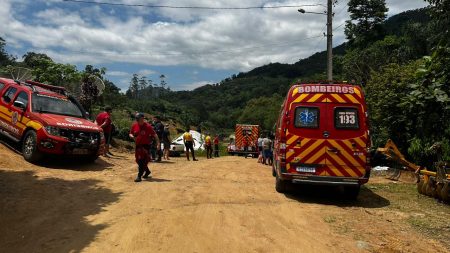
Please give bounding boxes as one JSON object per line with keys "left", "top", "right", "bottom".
{"left": 344, "top": 186, "right": 360, "bottom": 200}
{"left": 275, "top": 175, "right": 290, "bottom": 193}
{"left": 22, "top": 130, "right": 42, "bottom": 163}
{"left": 85, "top": 155, "right": 99, "bottom": 163}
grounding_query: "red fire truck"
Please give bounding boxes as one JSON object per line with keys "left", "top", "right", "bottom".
{"left": 228, "top": 124, "right": 260, "bottom": 157}
{"left": 0, "top": 78, "right": 105, "bottom": 163}
{"left": 273, "top": 83, "right": 371, "bottom": 198}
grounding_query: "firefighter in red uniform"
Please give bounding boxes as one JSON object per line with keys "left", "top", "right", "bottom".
{"left": 129, "top": 113, "right": 160, "bottom": 182}
{"left": 96, "top": 106, "right": 113, "bottom": 157}
{"left": 214, "top": 135, "right": 220, "bottom": 157}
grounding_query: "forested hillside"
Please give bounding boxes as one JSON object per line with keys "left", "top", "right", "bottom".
{"left": 1, "top": 3, "right": 449, "bottom": 165}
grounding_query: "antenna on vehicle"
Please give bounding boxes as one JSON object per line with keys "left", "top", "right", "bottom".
{"left": 8, "top": 66, "right": 33, "bottom": 82}
{"left": 90, "top": 75, "right": 105, "bottom": 96}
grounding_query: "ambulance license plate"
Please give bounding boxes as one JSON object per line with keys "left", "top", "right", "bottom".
{"left": 73, "top": 148, "right": 89, "bottom": 155}
{"left": 296, "top": 166, "right": 316, "bottom": 173}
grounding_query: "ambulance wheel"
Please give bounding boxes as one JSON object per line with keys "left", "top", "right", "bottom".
{"left": 344, "top": 186, "right": 360, "bottom": 200}
{"left": 417, "top": 180, "right": 424, "bottom": 194}
{"left": 275, "top": 175, "right": 290, "bottom": 193}
{"left": 22, "top": 130, "right": 42, "bottom": 163}
{"left": 441, "top": 183, "right": 449, "bottom": 202}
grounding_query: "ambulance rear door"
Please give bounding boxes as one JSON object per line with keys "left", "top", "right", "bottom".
{"left": 287, "top": 102, "right": 328, "bottom": 176}
{"left": 324, "top": 103, "right": 367, "bottom": 178}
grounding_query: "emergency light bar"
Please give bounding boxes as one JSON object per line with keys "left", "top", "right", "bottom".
{"left": 25, "top": 80, "right": 68, "bottom": 96}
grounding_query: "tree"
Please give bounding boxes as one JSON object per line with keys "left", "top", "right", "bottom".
{"left": 127, "top": 74, "right": 140, "bottom": 99}
{"left": 345, "top": 0, "right": 389, "bottom": 48}
{"left": 365, "top": 61, "right": 421, "bottom": 150}
{"left": 238, "top": 95, "right": 283, "bottom": 130}
{"left": 138, "top": 76, "right": 148, "bottom": 97}
{"left": 22, "top": 52, "right": 52, "bottom": 68}
{"left": 0, "top": 37, "right": 15, "bottom": 67}
{"left": 342, "top": 36, "right": 413, "bottom": 84}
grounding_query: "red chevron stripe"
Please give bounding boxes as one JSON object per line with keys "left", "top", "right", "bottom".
{"left": 326, "top": 94, "right": 339, "bottom": 103}
{"left": 326, "top": 166, "right": 337, "bottom": 177}
{"left": 300, "top": 141, "right": 327, "bottom": 162}
{"left": 326, "top": 154, "right": 353, "bottom": 177}
{"left": 328, "top": 151, "right": 363, "bottom": 177}
{"left": 287, "top": 138, "right": 314, "bottom": 154}
{"left": 335, "top": 140, "right": 365, "bottom": 166}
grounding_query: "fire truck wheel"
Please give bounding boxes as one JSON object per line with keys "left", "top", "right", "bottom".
{"left": 22, "top": 130, "right": 42, "bottom": 163}
{"left": 441, "top": 183, "right": 449, "bottom": 202}
{"left": 275, "top": 175, "right": 290, "bottom": 193}
{"left": 344, "top": 186, "right": 360, "bottom": 200}
{"left": 417, "top": 180, "right": 424, "bottom": 194}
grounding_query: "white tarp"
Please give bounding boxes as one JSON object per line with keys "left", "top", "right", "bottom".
{"left": 372, "top": 166, "right": 390, "bottom": 171}
{"left": 172, "top": 130, "right": 205, "bottom": 151}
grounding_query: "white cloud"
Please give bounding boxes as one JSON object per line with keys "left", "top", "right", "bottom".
{"left": 0, "top": 0, "right": 429, "bottom": 72}
{"left": 106, "top": 71, "right": 130, "bottom": 77}
{"left": 137, "top": 69, "right": 157, "bottom": 76}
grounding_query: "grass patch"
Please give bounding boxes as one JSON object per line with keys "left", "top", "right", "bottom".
{"left": 368, "top": 182, "right": 450, "bottom": 249}
{"left": 323, "top": 216, "right": 337, "bottom": 223}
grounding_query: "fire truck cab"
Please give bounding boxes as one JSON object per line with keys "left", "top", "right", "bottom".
{"left": 273, "top": 83, "right": 371, "bottom": 198}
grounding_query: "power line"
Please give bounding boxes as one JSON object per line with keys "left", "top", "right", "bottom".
{"left": 62, "top": 0, "right": 325, "bottom": 10}
{"left": 333, "top": 22, "right": 345, "bottom": 31}
{"left": 31, "top": 34, "right": 324, "bottom": 58}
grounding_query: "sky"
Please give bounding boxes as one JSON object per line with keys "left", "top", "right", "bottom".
{"left": 0, "top": 0, "right": 429, "bottom": 91}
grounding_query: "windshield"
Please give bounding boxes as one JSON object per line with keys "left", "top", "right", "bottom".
{"left": 32, "top": 94, "right": 83, "bottom": 118}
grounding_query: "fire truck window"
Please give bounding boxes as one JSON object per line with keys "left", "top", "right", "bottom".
{"left": 14, "top": 92, "right": 29, "bottom": 109}
{"left": 2, "top": 87, "right": 17, "bottom": 104}
{"left": 295, "top": 107, "right": 319, "bottom": 128}
{"left": 335, "top": 107, "right": 359, "bottom": 129}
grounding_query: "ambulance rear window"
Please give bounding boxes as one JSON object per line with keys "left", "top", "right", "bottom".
{"left": 295, "top": 107, "right": 319, "bottom": 128}
{"left": 335, "top": 107, "right": 359, "bottom": 129}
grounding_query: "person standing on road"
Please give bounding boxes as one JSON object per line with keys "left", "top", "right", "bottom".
{"left": 162, "top": 124, "right": 171, "bottom": 160}
{"left": 257, "top": 134, "right": 263, "bottom": 163}
{"left": 205, "top": 133, "right": 213, "bottom": 159}
{"left": 129, "top": 113, "right": 160, "bottom": 182}
{"left": 262, "top": 135, "right": 272, "bottom": 165}
{"left": 183, "top": 129, "right": 197, "bottom": 161}
{"left": 96, "top": 106, "right": 113, "bottom": 157}
{"left": 153, "top": 116, "right": 164, "bottom": 162}
{"left": 214, "top": 135, "right": 220, "bottom": 157}
{"left": 243, "top": 134, "right": 249, "bottom": 158}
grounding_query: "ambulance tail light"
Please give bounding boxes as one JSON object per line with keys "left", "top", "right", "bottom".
{"left": 279, "top": 142, "right": 286, "bottom": 163}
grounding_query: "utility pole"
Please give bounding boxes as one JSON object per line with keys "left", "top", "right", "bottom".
{"left": 326, "top": 0, "right": 333, "bottom": 82}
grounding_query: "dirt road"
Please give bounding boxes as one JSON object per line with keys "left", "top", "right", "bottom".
{"left": 0, "top": 144, "right": 449, "bottom": 253}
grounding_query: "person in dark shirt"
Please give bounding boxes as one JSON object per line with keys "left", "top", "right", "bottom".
{"left": 129, "top": 113, "right": 160, "bottom": 182}
{"left": 153, "top": 116, "right": 164, "bottom": 162}
{"left": 162, "top": 124, "right": 171, "bottom": 160}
